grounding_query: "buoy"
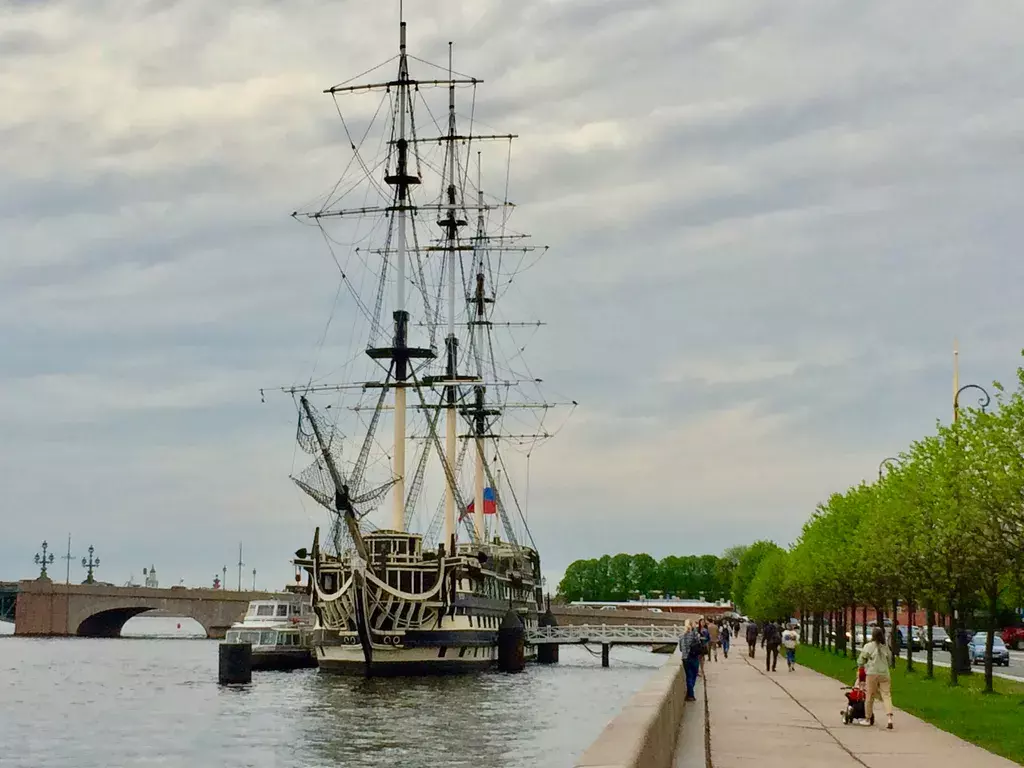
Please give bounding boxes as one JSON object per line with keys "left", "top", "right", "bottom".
{"left": 497, "top": 610, "right": 526, "bottom": 672}
{"left": 537, "top": 604, "right": 559, "bottom": 664}
{"left": 218, "top": 643, "right": 252, "bottom": 685}
{"left": 177, "top": 623, "right": 181, "bottom": 630}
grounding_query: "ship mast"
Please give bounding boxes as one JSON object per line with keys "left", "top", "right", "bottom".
{"left": 440, "top": 42, "right": 465, "bottom": 549}
{"left": 473, "top": 157, "right": 488, "bottom": 541}
{"left": 388, "top": 17, "right": 414, "bottom": 532}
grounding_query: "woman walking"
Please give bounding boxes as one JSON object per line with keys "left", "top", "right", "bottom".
{"left": 857, "top": 627, "right": 894, "bottom": 729}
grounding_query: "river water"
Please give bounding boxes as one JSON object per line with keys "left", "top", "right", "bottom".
{"left": 1, "top": 617, "right": 667, "bottom": 768}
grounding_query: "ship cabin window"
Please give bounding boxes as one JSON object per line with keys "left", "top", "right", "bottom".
{"left": 259, "top": 630, "right": 277, "bottom": 645}
{"left": 256, "top": 605, "right": 275, "bottom": 617}
{"left": 246, "top": 605, "right": 258, "bottom": 617}
{"left": 276, "top": 604, "right": 289, "bottom": 617}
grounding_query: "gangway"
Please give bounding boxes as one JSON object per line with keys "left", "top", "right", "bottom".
{"left": 527, "top": 623, "right": 684, "bottom": 667}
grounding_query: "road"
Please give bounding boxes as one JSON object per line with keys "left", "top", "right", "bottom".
{"left": 903, "top": 646, "right": 1024, "bottom": 680}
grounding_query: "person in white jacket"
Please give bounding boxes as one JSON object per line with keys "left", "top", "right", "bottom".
{"left": 781, "top": 624, "right": 800, "bottom": 671}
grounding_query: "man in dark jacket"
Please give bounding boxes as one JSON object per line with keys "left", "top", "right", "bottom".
{"left": 762, "top": 620, "right": 782, "bottom": 671}
{"left": 745, "top": 620, "right": 759, "bottom": 658}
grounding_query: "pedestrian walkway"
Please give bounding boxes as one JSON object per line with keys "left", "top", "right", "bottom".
{"left": 703, "top": 648, "right": 1018, "bottom": 767}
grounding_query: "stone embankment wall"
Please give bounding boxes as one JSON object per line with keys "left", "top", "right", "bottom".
{"left": 573, "top": 660, "right": 686, "bottom": 768}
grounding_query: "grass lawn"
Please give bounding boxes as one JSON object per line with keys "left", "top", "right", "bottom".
{"left": 798, "top": 645, "right": 1024, "bottom": 764}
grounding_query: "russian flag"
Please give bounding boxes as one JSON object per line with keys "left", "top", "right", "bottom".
{"left": 462, "top": 487, "right": 497, "bottom": 518}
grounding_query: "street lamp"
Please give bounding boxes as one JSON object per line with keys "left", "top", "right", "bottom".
{"left": 34, "top": 540, "right": 55, "bottom": 578}
{"left": 878, "top": 457, "right": 902, "bottom": 480}
{"left": 252, "top": 568, "right": 257, "bottom": 591}
{"left": 81, "top": 545, "right": 100, "bottom": 584}
{"left": 953, "top": 384, "right": 990, "bottom": 423}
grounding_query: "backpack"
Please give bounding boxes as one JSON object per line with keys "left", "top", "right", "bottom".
{"left": 688, "top": 637, "right": 702, "bottom": 658}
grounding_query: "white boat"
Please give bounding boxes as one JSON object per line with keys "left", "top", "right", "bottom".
{"left": 279, "top": 7, "right": 572, "bottom": 677}
{"left": 224, "top": 595, "right": 316, "bottom": 670}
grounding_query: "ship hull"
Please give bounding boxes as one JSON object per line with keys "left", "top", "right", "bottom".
{"left": 316, "top": 643, "right": 497, "bottom": 676}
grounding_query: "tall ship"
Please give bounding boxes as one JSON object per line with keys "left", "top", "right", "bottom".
{"left": 283, "top": 9, "right": 572, "bottom": 676}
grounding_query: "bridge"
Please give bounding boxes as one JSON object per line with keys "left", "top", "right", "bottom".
{"left": 548, "top": 605, "right": 700, "bottom": 627}
{"left": 528, "top": 623, "right": 684, "bottom": 667}
{"left": 529, "top": 624, "right": 685, "bottom": 645}
{"left": 10, "top": 577, "right": 281, "bottom": 638}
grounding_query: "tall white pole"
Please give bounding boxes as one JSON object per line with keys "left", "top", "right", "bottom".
{"left": 392, "top": 20, "right": 409, "bottom": 532}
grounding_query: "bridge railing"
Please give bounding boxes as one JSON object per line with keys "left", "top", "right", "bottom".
{"left": 528, "top": 623, "right": 685, "bottom": 644}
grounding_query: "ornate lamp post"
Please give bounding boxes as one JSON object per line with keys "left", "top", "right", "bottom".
{"left": 34, "top": 540, "right": 55, "bottom": 578}
{"left": 878, "top": 457, "right": 903, "bottom": 480}
{"left": 251, "top": 568, "right": 257, "bottom": 591}
{"left": 81, "top": 545, "right": 100, "bottom": 584}
{"left": 953, "top": 383, "right": 990, "bottom": 423}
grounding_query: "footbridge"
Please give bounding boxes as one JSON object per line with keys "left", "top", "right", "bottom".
{"left": 12, "top": 577, "right": 283, "bottom": 638}
{"left": 529, "top": 624, "right": 685, "bottom": 645}
{"left": 528, "top": 623, "right": 684, "bottom": 667}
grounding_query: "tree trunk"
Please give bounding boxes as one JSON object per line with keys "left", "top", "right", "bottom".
{"left": 890, "top": 598, "right": 899, "bottom": 668}
{"left": 926, "top": 605, "right": 934, "bottom": 679}
{"left": 839, "top": 605, "right": 847, "bottom": 655}
{"left": 861, "top": 605, "right": 868, "bottom": 646}
{"left": 905, "top": 598, "right": 915, "bottom": 673}
{"left": 948, "top": 597, "right": 959, "bottom": 687}
{"left": 985, "top": 583, "right": 999, "bottom": 694}
{"left": 849, "top": 603, "right": 857, "bottom": 658}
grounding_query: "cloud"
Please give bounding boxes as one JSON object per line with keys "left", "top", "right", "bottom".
{"left": 2, "top": 0, "right": 1024, "bottom": 593}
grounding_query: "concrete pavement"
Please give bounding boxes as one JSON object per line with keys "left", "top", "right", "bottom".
{"left": 701, "top": 647, "right": 1018, "bottom": 767}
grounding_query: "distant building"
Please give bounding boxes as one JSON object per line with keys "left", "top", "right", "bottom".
{"left": 144, "top": 566, "right": 158, "bottom": 589}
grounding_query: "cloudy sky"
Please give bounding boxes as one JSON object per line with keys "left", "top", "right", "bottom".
{"left": 3, "top": 0, "right": 1024, "bottom": 593}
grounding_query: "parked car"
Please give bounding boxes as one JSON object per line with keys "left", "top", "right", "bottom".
{"left": 929, "top": 626, "right": 949, "bottom": 650}
{"left": 1001, "top": 626, "right": 1024, "bottom": 650}
{"left": 969, "top": 632, "right": 1011, "bottom": 666}
{"left": 896, "top": 626, "right": 924, "bottom": 651}
{"left": 942, "top": 628, "right": 977, "bottom": 653}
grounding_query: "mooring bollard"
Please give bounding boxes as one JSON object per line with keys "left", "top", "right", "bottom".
{"left": 219, "top": 642, "right": 252, "bottom": 685}
{"left": 498, "top": 610, "right": 526, "bottom": 672}
{"left": 537, "top": 605, "right": 559, "bottom": 664}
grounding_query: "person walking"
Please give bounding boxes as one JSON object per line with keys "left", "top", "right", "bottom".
{"left": 678, "top": 620, "right": 702, "bottom": 702}
{"left": 745, "top": 619, "right": 759, "bottom": 658}
{"left": 762, "top": 620, "right": 781, "bottom": 672}
{"left": 698, "top": 619, "right": 711, "bottom": 676}
{"left": 720, "top": 622, "right": 731, "bottom": 659}
{"left": 782, "top": 623, "right": 799, "bottom": 671}
{"left": 857, "top": 626, "right": 894, "bottom": 729}
{"left": 708, "top": 620, "right": 720, "bottom": 662}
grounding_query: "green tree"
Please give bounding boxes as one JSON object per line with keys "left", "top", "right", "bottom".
{"left": 733, "top": 540, "right": 782, "bottom": 613}
{"left": 745, "top": 550, "right": 793, "bottom": 622}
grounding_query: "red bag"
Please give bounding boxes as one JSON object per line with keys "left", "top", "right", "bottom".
{"left": 858, "top": 666, "right": 866, "bottom": 682}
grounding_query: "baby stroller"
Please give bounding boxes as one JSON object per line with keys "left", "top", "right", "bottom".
{"left": 841, "top": 667, "right": 867, "bottom": 725}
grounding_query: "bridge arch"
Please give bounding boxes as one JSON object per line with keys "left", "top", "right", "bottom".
{"left": 74, "top": 604, "right": 212, "bottom": 638}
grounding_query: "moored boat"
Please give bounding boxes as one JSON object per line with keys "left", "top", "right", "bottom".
{"left": 224, "top": 595, "right": 316, "bottom": 670}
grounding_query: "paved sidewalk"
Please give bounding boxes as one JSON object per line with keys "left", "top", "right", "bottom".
{"left": 703, "top": 648, "right": 1018, "bottom": 768}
